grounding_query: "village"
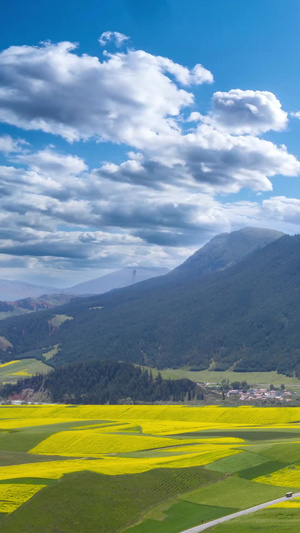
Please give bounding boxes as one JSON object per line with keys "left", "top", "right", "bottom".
{"left": 227, "top": 387, "right": 293, "bottom": 402}
{"left": 201, "top": 379, "right": 296, "bottom": 404}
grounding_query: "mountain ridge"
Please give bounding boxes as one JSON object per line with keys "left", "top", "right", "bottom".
{"left": 68, "top": 266, "right": 169, "bottom": 295}
{"left": 0, "top": 229, "right": 299, "bottom": 376}
{"left": 169, "top": 227, "right": 285, "bottom": 281}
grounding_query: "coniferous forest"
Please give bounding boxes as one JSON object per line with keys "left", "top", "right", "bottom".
{"left": 1, "top": 235, "right": 300, "bottom": 376}
{"left": 2, "top": 360, "right": 199, "bottom": 404}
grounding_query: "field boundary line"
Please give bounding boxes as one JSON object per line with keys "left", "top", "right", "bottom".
{"left": 181, "top": 491, "right": 300, "bottom": 532}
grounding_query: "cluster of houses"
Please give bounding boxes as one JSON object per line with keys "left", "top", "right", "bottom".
{"left": 227, "top": 387, "right": 293, "bottom": 402}
{"left": 201, "top": 380, "right": 296, "bottom": 403}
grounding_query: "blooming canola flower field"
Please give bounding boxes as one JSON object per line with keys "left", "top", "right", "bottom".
{"left": 0, "top": 405, "right": 300, "bottom": 532}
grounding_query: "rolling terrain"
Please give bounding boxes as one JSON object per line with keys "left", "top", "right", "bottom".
{"left": 0, "top": 280, "right": 62, "bottom": 302}
{"left": 0, "top": 268, "right": 170, "bottom": 321}
{"left": 0, "top": 231, "right": 300, "bottom": 375}
{"left": 0, "top": 405, "right": 299, "bottom": 532}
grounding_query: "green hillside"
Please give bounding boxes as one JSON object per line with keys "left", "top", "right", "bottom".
{"left": 0, "top": 234, "right": 300, "bottom": 375}
{"left": 0, "top": 359, "right": 52, "bottom": 385}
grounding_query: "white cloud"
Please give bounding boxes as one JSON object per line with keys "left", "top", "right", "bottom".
{"left": 0, "top": 37, "right": 298, "bottom": 282}
{"left": 0, "top": 41, "right": 212, "bottom": 145}
{"left": 209, "top": 89, "right": 288, "bottom": 134}
{"left": 99, "top": 31, "right": 129, "bottom": 47}
{"left": 262, "top": 196, "right": 300, "bottom": 223}
{"left": 0, "top": 130, "right": 298, "bottom": 275}
{"left": 291, "top": 111, "right": 300, "bottom": 120}
{"left": 0, "top": 134, "right": 26, "bottom": 153}
{"left": 102, "top": 125, "right": 299, "bottom": 194}
{"left": 13, "top": 149, "right": 87, "bottom": 177}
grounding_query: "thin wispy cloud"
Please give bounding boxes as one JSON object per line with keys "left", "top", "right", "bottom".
{"left": 99, "top": 31, "right": 130, "bottom": 47}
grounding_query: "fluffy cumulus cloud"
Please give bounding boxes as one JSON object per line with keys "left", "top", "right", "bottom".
{"left": 14, "top": 149, "right": 87, "bottom": 177}
{"left": 0, "top": 36, "right": 298, "bottom": 282}
{"left": 209, "top": 89, "right": 288, "bottom": 134}
{"left": 98, "top": 127, "right": 299, "bottom": 194}
{"left": 0, "top": 41, "right": 212, "bottom": 144}
{"left": 262, "top": 196, "right": 300, "bottom": 223}
{"left": 0, "top": 143, "right": 298, "bottom": 274}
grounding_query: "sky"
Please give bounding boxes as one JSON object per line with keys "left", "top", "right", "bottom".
{"left": 0, "top": 0, "right": 300, "bottom": 287}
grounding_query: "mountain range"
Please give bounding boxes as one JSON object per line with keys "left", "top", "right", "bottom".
{"left": 0, "top": 267, "right": 169, "bottom": 303}
{"left": 169, "top": 226, "right": 284, "bottom": 281}
{"left": 68, "top": 267, "right": 169, "bottom": 295}
{"left": 1, "top": 227, "right": 298, "bottom": 377}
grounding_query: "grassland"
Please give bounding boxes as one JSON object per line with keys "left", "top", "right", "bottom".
{"left": 206, "top": 507, "right": 300, "bottom": 532}
{"left": 48, "top": 314, "right": 73, "bottom": 329}
{"left": 0, "top": 405, "right": 299, "bottom": 532}
{"left": 140, "top": 366, "right": 300, "bottom": 388}
{"left": 42, "top": 344, "right": 60, "bottom": 360}
{"left": 0, "top": 359, "right": 52, "bottom": 385}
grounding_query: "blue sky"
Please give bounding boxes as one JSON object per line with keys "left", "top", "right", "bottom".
{"left": 0, "top": 0, "right": 300, "bottom": 286}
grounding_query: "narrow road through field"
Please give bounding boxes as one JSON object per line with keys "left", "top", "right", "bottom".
{"left": 181, "top": 491, "right": 300, "bottom": 532}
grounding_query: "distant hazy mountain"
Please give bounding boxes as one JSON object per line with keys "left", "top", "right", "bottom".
{"left": 3, "top": 227, "right": 300, "bottom": 376}
{"left": 0, "top": 228, "right": 280, "bottom": 302}
{"left": 169, "top": 227, "right": 285, "bottom": 281}
{"left": 3, "top": 231, "right": 294, "bottom": 376}
{"left": 68, "top": 267, "right": 169, "bottom": 295}
{"left": 0, "top": 280, "right": 62, "bottom": 302}
{"left": 0, "top": 267, "right": 169, "bottom": 306}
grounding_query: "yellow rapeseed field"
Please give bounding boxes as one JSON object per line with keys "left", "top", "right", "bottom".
{"left": 254, "top": 465, "right": 300, "bottom": 488}
{"left": 0, "top": 417, "right": 82, "bottom": 429}
{"left": 0, "top": 360, "right": 20, "bottom": 368}
{"left": 30, "top": 430, "right": 243, "bottom": 457}
{"left": 2, "top": 405, "right": 300, "bottom": 433}
{"left": 0, "top": 484, "right": 45, "bottom": 513}
{"left": 268, "top": 499, "right": 300, "bottom": 509}
{"left": 1, "top": 405, "right": 300, "bottom": 425}
{"left": 30, "top": 431, "right": 208, "bottom": 456}
{"left": 10, "top": 370, "right": 30, "bottom": 376}
{"left": 0, "top": 448, "right": 241, "bottom": 483}
{"left": 1, "top": 405, "right": 300, "bottom": 516}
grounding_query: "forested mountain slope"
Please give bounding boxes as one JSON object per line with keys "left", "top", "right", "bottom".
{"left": 0, "top": 234, "right": 300, "bottom": 375}
{"left": 169, "top": 227, "right": 284, "bottom": 281}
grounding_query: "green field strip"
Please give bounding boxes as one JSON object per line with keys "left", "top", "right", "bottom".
{"left": 173, "top": 429, "right": 300, "bottom": 442}
{"left": 141, "top": 366, "right": 300, "bottom": 387}
{"left": 0, "top": 420, "right": 115, "bottom": 453}
{"left": 126, "top": 501, "right": 238, "bottom": 533}
{"left": 245, "top": 442, "right": 300, "bottom": 464}
{"left": 207, "top": 507, "right": 300, "bottom": 532}
{"left": 0, "top": 430, "right": 60, "bottom": 453}
{"left": 206, "top": 451, "right": 270, "bottom": 474}
{"left": 179, "top": 476, "right": 297, "bottom": 510}
{"left": 0, "top": 467, "right": 225, "bottom": 533}
{"left": 0, "top": 450, "right": 75, "bottom": 467}
{"left": 238, "top": 460, "right": 289, "bottom": 480}
{"left": 116, "top": 450, "right": 190, "bottom": 458}
{"left": 0, "top": 477, "right": 56, "bottom": 485}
